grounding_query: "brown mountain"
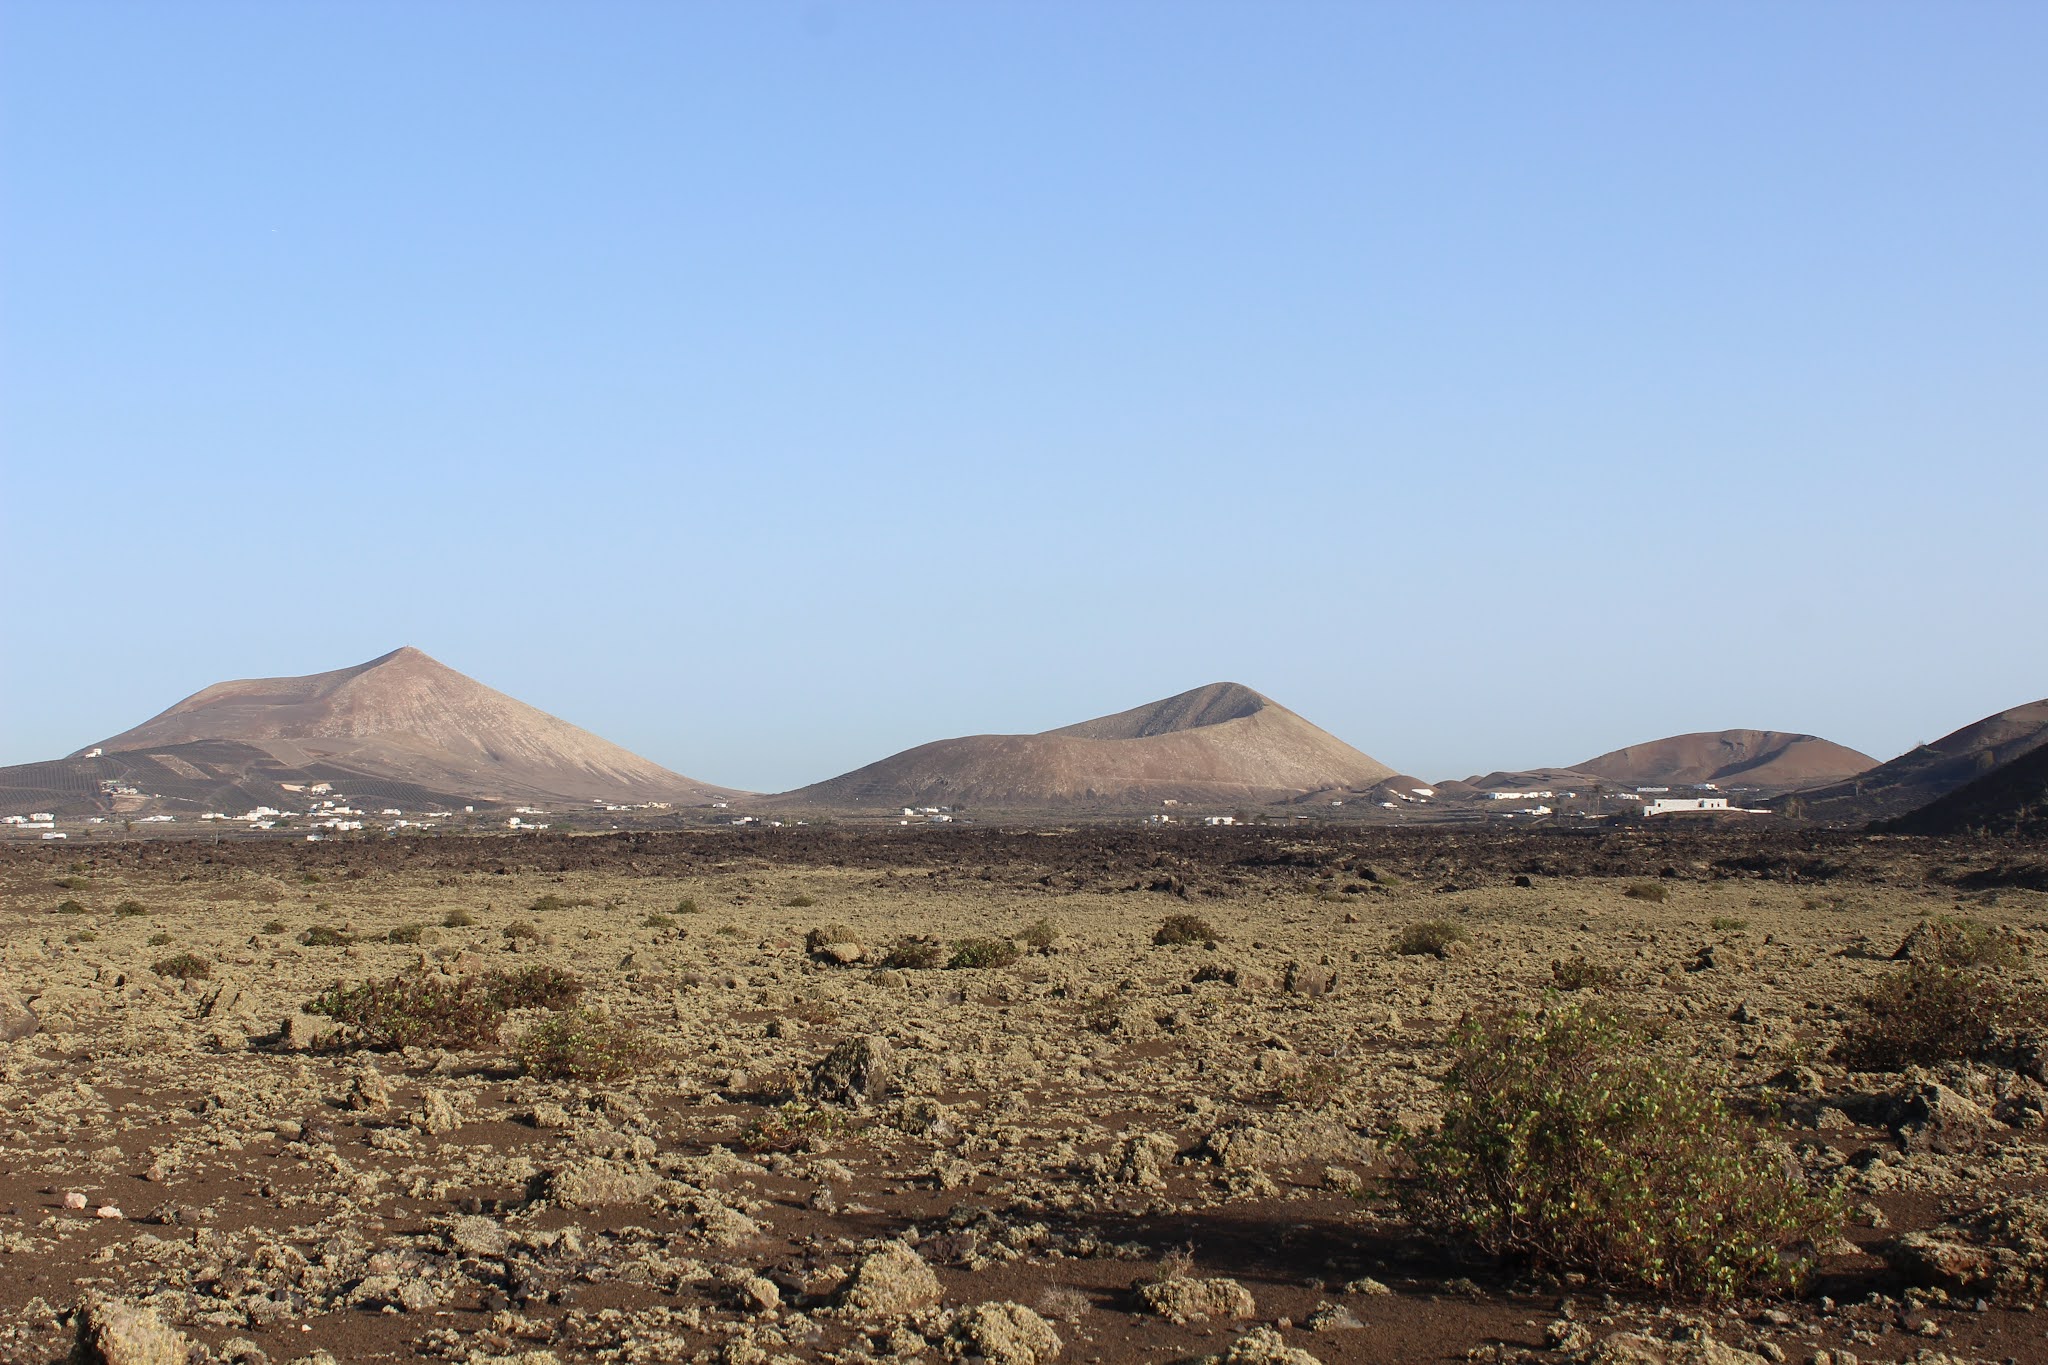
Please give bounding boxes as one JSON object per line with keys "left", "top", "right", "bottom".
{"left": 1572, "top": 730, "right": 1878, "bottom": 795}
{"left": 768, "top": 682, "right": 1395, "bottom": 811}
{"left": 72, "top": 646, "right": 733, "bottom": 807}
{"left": 1879, "top": 742, "right": 2048, "bottom": 839}
{"left": 1779, "top": 698, "right": 2048, "bottom": 824}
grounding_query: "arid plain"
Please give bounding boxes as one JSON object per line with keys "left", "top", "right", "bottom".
{"left": 4, "top": 825, "right": 2046, "bottom": 1365}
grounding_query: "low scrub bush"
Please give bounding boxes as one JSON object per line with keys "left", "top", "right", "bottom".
{"left": 1834, "top": 961, "right": 2043, "bottom": 1071}
{"left": 261, "top": 920, "right": 287, "bottom": 935}
{"left": 1624, "top": 882, "right": 1668, "bottom": 903}
{"left": 54, "top": 899, "right": 88, "bottom": 916}
{"left": 301, "top": 926, "right": 354, "bottom": 946}
{"left": 1019, "top": 918, "right": 1060, "bottom": 950}
{"left": 785, "top": 893, "right": 818, "bottom": 909}
{"left": 643, "top": 912, "right": 677, "bottom": 930}
{"left": 527, "top": 893, "right": 591, "bottom": 914}
{"left": 1396, "top": 1001, "right": 1841, "bottom": 1300}
{"left": 114, "top": 900, "right": 147, "bottom": 918}
{"left": 674, "top": 896, "right": 701, "bottom": 915}
{"left": 805, "top": 924, "right": 857, "bottom": 953}
{"left": 1153, "top": 913, "right": 1219, "bottom": 946}
{"left": 513, "top": 1006, "right": 651, "bottom": 1082}
{"left": 502, "top": 920, "right": 542, "bottom": 942}
{"left": 1900, "top": 914, "right": 2025, "bottom": 970}
{"left": 147, "top": 931, "right": 172, "bottom": 947}
{"left": 443, "top": 909, "right": 477, "bottom": 928}
{"left": 151, "top": 952, "right": 212, "bottom": 981}
{"left": 1395, "top": 919, "right": 1469, "bottom": 958}
{"left": 1274, "top": 1056, "right": 1352, "bottom": 1107}
{"left": 948, "top": 937, "right": 1020, "bottom": 970}
{"left": 55, "top": 875, "right": 92, "bottom": 891}
{"left": 738, "top": 1099, "right": 853, "bottom": 1154}
{"left": 307, "top": 965, "right": 585, "bottom": 1052}
{"left": 1709, "top": 916, "right": 1749, "bottom": 933}
{"left": 879, "top": 935, "right": 945, "bottom": 969}
{"left": 387, "top": 924, "right": 425, "bottom": 945}
{"left": 485, "top": 964, "right": 584, "bottom": 1010}
{"left": 1550, "top": 955, "right": 1620, "bottom": 991}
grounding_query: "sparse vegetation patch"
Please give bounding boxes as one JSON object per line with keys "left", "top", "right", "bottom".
{"left": 1153, "top": 913, "right": 1218, "bottom": 946}
{"left": 1395, "top": 919, "right": 1468, "bottom": 958}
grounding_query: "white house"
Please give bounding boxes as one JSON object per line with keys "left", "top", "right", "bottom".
{"left": 1643, "top": 797, "right": 1731, "bottom": 817}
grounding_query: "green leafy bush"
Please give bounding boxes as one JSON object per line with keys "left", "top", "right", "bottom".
{"left": 879, "top": 935, "right": 945, "bottom": 969}
{"left": 151, "top": 952, "right": 212, "bottom": 981}
{"left": 1395, "top": 919, "right": 1469, "bottom": 958}
{"left": 948, "top": 937, "right": 1020, "bottom": 969}
{"left": 1395, "top": 1001, "right": 1841, "bottom": 1300}
{"left": 1834, "top": 961, "right": 2043, "bottom": 1071}
{"left": 484, "top": 964, "right": 584, "bottom": 1010}
{"left": 1153, "top": 913, "right": 1219, "bottom": 946}
{"left": 307, "top": 970, "right": 509, "bottom": 1050}
{"left": 1624, "top": 882, "right": 1668, "bottom": 903}
{"left": 513, "top": 1007, "right": 651, "bottom": 1082}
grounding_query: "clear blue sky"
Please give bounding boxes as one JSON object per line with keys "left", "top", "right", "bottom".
{"left": 3, "top": 2, "right": 2043, "bottom": 790}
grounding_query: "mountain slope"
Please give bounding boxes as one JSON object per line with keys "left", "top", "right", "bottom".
{"left": 1573, "top": 730, "right": 1878, "bottom": 794}
{"left": 1779, "top": 698, "right": 2048, "bottom": 824}
{"left": 79, "top": 646, "right": 733, "bottom": 805}
{"left": 1880, "top": 742, "right": 2048, "bottom": 838}
{"left": 769, "top": 683, "right": 1394, "bottom": 810}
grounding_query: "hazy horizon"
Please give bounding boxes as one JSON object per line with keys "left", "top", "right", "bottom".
{"left": 3, "top": 3, "right": 2043, "bottom": 791}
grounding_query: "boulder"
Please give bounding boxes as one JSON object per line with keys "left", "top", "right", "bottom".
{"left": 946, "top": 1301, "right": 1062, "bottom": 1365}
{"left": 0, "top": 987, "right": 38, "bottom": 1043}
{"left": 69, "top": 1294, "right": 193, "bottom": 1365}
{"left": 810, "top": 1035, "right": 896, "bottom": 1108}
{"left": 839, "top": 1240, "right": 942, "bottom": 1318}
{"left": 1890, "top": 1081, "right": 1996, "bottom": 1154}
{"left": 1137, "top": 1275, "right": 1256, "bottom": 1324}
{"left": 1577, "top": 1331, "right": 1772, "bottom": 1365}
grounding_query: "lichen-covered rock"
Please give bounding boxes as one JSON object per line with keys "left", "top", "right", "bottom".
{"left": 1577, "top": 1331, "right": 1772, "bottom": 1365}
{"left": 448, "top": 1214, "right": 509, "bottom": 1257}
{"left": 1887, "top": 1192, "right": 2048, "bottom": 1304}
{"left": 278, "top": 1011, "right": 341, "bottom": 1051}
{"left": 840, "top": 1239, "right": 942, "bottom": 1318}
{"left": 1282, "top": 963, "right": 1336, "bottom": 997}
{"left": 1097, "top": 1132, "right": 1178, "bottom": 1189}
{"left": 540, "top": 1160, "right": 657, "bottom": 1207}
{"left": 414, "top": 1088, "right": 462, "bottom": 1135}
{"left": 1201, "top": 1115, "right": 1367, "bottom": 1173}
{"left": 810, "top": 1034, "right": 896, "bottom": 1107}
{"left": 69, "top": 1294, "right": 192, "bottom": 1365}
{"left": 1891, "top": 1080, "right": 1996, "bottom": 1154}
{"left": 1201, "top": 1326, "right": 1322, "bottom": 1365}
{"left": 946, "top": 1301, "right": 1062, "bottom": 1365}
{"left": 345, "top": 1067, "right": 390, "bottom": 1111}
{"left": 1137, "top": 1275, "right": 1256, "bottom": 1324}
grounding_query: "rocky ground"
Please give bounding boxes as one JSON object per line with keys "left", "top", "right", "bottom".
{"left": 2, "top": 825, "right": 2046, "bottom": 1365}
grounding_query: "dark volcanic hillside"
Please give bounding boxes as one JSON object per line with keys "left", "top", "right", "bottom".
{"left": 0, "top": 647, "right": 734, "bottom": 815}
{"left": 1879, "top": 741, "right": 2048, "bottom": 838}
{"left": 1574, "top": 729, "right": 1877, "bottom": 795}
{"left": 1779, "top": 697, "right": 2048, "bottom": 824}
{"left": 769, "top": 682, "right": 1395, "bottom": 811}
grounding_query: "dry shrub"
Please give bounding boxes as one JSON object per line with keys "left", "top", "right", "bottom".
{"left": 1624, "top": 882, "right": 1668, "bottom": 903}
{"left": 785, "top": 893, "right": 818, "bottom": 908}
{"left": 947, "top": 937, "right": 1020, "bottom": 969}
{"left": 739, "top": 1099, "right": 853, "bottom": 1153}
{"left": 1395, "top": 919, "right": 1468, "bottom": 958}
{"left": 54, "top": 899, "right": 88, "bottom": 916}
{"left": 1396, "top": 1000, "right": 1841, "bottom": 1300}
{"left": 513, "top": 1006, "right": 651, "bottom": 1082}
{"left": 151, "top": 952, "right": 212, "bottom": 981}
{"left": 805, "top": 924, "right": 857, "bottom": 953}
{"left": 301, "top": 926, "right": 354, "bottom": 947}
{"left": 879, "top": 935, "right": 945, "bottom": 969}
{"left": 527, "top": 893, "right": 591, "bottom": 914}
{"left": 1019, "top": 918, "right": 1060, "bottom": 950}
{"left": 643, "top": 912, "right": 677, "bottom": 929}
{"left": 1835, "top": 961, "right": 2043, "bottom": 1071}
{"left": 114, "top": 900, "right": 147, "bottom": 918}
{"left": 502, "top": 920, "right": 542, "bottom": 942}
{"left": 308, "top": 965, "right": 585, "bottom": 1052}
{"left": 1551, "top": 955, "right": 1620, "bottom": 991}
{"left": 1154, "top": 913, "right": 1219, "bottom": 946}
{"left": 1274, "top": 1056, "right": 1351, "bottom": 1107}
{"left": 443, "top": 909, "right": 477, "bottom": 928}
{"left": 387, "top": 923, "right": 425, "bottom": 944}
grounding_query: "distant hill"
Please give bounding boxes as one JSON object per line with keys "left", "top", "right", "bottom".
{"left": 768, "top": 682, "right": 1395, "bottom": 811}
{"left": 1, "top": 647, "right": 734, "bottom": 816}
{"left": 1574, "top": 730, "right": 1877, "bottom": 795}
{"left": 1778, "top": 698, "right": 2048, "bottom": 824}
{"left": 1880, "top": 742, "right": 2048, "bottom": 839}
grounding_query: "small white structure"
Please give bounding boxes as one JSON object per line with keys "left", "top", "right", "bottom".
{"left": 1643, "top": 797, "right": 1731, "bottom": 817}
{"left": 1204, "top": 815, "right": 1237, "bottom": 826}
{"left": 83, "top": 748, "right": 103, "bottom": 758}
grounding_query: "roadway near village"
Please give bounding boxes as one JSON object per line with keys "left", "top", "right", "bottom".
{"left": 3, "top": 824, "right": 2046, "bottom": 1365}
